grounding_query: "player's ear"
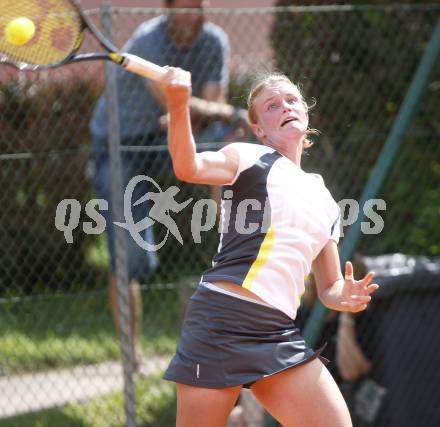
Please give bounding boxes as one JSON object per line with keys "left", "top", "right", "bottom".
{"left": 251, "top": 123, "right": 265, "bottom": 139}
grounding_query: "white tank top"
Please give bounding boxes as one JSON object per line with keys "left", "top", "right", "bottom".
{"left": 202, "top": 142, "right": 340, "bottom": 319}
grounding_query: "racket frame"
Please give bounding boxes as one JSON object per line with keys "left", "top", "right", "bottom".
{"left": 0, "top": 0, "right": 166, "bottom": 81}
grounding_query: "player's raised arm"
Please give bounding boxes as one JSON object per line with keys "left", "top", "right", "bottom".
{"left": 161, "top": 67, "right": 239, "bottom": 186}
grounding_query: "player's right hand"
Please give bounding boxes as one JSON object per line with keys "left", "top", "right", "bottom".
{"left": 161, "top": 66, "right": 192, "bottom": 112}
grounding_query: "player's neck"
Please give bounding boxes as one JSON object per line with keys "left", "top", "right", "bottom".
{"left": 264, "top": 138, "right": 302, "bottom": 168}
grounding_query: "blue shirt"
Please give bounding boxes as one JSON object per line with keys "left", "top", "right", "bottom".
{"left": 90, "top": 15, "right": 230, "bottom": 142}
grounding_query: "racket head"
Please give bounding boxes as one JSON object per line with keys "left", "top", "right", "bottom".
{"left": 0, "top": 0, "right": 115, "bottom": 70}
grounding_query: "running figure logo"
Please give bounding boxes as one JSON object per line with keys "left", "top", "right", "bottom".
{"left": 114, "top": 175, "right": 193, "bottom": 251}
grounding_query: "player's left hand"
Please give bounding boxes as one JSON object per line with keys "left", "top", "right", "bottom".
{"left": 341, "top": 261, "right": 379, "bottom": 312}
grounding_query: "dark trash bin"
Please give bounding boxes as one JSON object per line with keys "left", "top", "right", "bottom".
{"left": 351, "top": 254, "right": 440, "bottom": 427}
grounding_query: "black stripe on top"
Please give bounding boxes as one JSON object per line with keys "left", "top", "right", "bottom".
{"left": 202, "top": 151, "right": 281, "bottom": 285}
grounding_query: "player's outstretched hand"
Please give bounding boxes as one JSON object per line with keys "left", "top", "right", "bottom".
{"left": 161, "top": 66, "right": 192, "bottom": 112}
{"left": 341, "top": 261, "right": 379, "bottom": 313}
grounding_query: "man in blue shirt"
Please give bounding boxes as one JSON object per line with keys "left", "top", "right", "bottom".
{"left": 89, "top": 0, "right": 242, "bottom": 373}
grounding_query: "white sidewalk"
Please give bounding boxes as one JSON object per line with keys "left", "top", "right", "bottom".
{"left": 0, "top": 357, "right": 167, "bottom": 419}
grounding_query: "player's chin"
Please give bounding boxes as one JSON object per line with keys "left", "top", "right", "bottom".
{"left": 281, "top": 123, "right": 304, "bottom": 133}
{"left": 284, "top": 126, "right": 307, "bottom": 141}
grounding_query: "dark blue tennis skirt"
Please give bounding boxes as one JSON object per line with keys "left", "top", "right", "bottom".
{"left": 163, "top": 284, "right": 327, "bottom": 389}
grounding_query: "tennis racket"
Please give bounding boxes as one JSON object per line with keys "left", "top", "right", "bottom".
{"left": 0, "top": 0, "right": 166, "bottom": 81}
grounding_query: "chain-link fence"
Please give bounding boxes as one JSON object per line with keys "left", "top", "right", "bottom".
{"left": 0, "top": 4, "right": 439, "bottom": 427}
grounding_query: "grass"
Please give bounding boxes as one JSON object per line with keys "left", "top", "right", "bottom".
{"left": 0, "top": 374, "right": 177, "bottom": 427}
{"left": 0, "top": 287, "right": 180, "bottom": 425}
{"left": 0, "top": 286, "right": 180, "bottom": 374}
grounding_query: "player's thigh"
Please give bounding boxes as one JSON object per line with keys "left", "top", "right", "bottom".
{"left": 176, "top": 383, "right": 242, "bottom": 427}
{"left": 251, "top": 358, "right": 352, "bottom": 427}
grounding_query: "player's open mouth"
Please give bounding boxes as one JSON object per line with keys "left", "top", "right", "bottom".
{"left": 281, "top": 117, "right": 298, "bottom": 127}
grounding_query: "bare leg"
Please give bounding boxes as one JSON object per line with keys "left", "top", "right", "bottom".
{"left": 176, "top": 383, "right": 242, "bottom": 427}
{"left": 251, "top": 358, "right": 352, "bottom": 427}
{"left": 109, "top": 275, "right": 143, "bottom": 369}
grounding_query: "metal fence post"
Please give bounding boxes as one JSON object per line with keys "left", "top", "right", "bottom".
{"left": 101, "top": 3, "right": 137, "bottom": 426}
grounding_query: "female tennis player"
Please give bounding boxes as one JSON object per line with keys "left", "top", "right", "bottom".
{"left": 161, "top": 67, "right": 379, "bottom": 427}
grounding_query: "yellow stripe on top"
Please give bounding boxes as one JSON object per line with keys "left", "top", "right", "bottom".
{"left": 242, "top": 225, "right": 275, "bottom": 291}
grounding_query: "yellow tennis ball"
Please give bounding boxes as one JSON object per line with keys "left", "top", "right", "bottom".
{"left": 5, "top": 17, "right": 36, "bottom": 46}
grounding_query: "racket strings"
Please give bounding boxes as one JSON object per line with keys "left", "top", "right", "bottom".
{"left": 0, "top": 0, "right": 83, "bottom": 67}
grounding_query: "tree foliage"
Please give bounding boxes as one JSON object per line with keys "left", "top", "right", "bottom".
{"left": 271, "top": 2, "right": 440, "bottom": 255}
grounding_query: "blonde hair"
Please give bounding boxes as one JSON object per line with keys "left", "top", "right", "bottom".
{"left": 247, "top": 73, "right": 317, "bottom": 149}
